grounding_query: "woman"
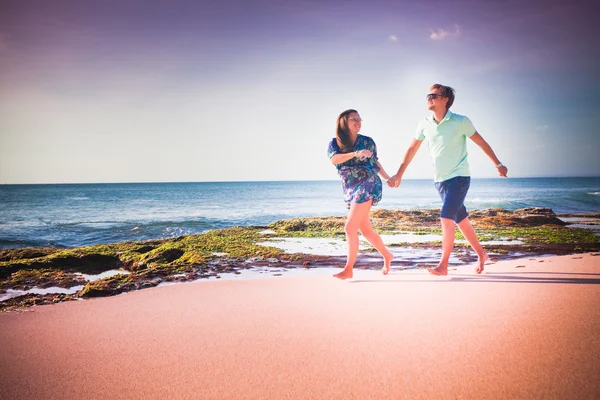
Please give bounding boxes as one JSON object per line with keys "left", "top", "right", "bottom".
{"left": 327, "top": 109, "right": 394, "bottom": 279}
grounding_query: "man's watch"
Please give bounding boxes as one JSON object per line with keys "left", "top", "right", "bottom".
{"left": 495, "top": 162, "right": 504, "bottom": 168}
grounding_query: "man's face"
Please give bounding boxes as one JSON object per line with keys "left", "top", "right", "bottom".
{"left": 426, "top": 88, "right": 447, "bottom": 112}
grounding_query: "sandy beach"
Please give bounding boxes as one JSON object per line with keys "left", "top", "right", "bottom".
{"left": 1, "top": 253, "right": 599, "bottom": 399}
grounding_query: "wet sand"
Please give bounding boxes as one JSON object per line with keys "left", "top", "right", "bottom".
{"left": 1, "top": 253, "right": 599, "bottom": 399}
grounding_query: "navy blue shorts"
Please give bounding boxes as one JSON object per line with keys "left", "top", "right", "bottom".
{"left": 434, "top": 176, "right": 470, "bottom": 223}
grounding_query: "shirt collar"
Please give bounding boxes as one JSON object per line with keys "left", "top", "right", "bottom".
{"left": 427, "top": 110, "right": 454, "bottom": 125}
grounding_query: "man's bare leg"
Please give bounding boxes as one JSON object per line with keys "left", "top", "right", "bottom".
{"left": 457, "top": 217, "right": 488, "bottom": 274}
{"left": 428, "top": 217, "right": 455, "bottom": 276}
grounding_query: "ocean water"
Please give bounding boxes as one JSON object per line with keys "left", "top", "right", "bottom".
{"left": 0, "top": 177, "right": 598, "bottom": 249}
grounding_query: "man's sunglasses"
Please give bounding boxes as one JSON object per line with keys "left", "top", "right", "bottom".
{"left": 426, "top": 93, "right": 444, "bottom": 100}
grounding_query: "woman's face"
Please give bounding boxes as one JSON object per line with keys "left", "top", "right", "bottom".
{"left": 346, "top": 112, "right": 362, "bottom": 135}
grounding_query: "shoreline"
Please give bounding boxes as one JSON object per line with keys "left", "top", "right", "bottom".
{"left": 1, "top": 207, "right": 599, "bottom": 310}
{"left": 1, "top": 253, "right": 599, "bottom": 399}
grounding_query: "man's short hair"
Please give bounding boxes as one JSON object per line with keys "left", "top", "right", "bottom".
{"left": 431, "top": 84, "right": 455, "bottom": 110}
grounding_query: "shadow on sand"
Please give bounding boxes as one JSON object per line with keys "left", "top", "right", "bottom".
{"left": 350, "top": 271, "right": 600, "bottom": 285}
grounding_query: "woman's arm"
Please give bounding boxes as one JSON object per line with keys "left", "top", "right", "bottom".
{"left": 376, "top": 161, "right": 390, "bottom": 181}
{"left": 330, "top": 149, "right": 372, "bottom": 165}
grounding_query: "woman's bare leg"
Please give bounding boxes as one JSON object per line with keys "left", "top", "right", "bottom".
{"left": 334, "top": 201, "right": 372, "bottom": 280}
{"left": 359, "top": 213, "right": 394, "bottom": 275}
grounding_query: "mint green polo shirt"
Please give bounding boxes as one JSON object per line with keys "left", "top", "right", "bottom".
{"left": 415, "top": 111, "right": 477, "bottom": 183}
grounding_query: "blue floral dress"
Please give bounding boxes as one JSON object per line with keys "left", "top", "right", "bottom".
{"left": 327, "top": 134, "right": 383, "bottom": 209}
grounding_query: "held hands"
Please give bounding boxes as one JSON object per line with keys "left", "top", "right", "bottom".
{"left": 387, "top": 174, "right": 401, "bottom": 188}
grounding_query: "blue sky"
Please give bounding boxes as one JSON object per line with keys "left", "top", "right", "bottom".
{"left": 0, "top": 0, "right": 598, "bottom": 183}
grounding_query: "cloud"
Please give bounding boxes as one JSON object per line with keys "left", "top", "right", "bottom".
{"left": 388, "top": 34, "right": 398, "bottom": 42}
{"left": 429, "top": 24, "right": 461, "bottom": 40}
{"left": 429, "top": 28, "right": 448, "bottom": 40}
{"left": 536, "top": 125, "right": 549, "bottom": 130}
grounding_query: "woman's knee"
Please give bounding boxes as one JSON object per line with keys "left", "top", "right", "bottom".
{"left": 358, "top": 223, "right": 374, "bottom": 237}
{"left": 345, "top": 221, "right": 359, "bottom": 235}
{"left": 347, "top": 202, "right": 371, "bottom": 232}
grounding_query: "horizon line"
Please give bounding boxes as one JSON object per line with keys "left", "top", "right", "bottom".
{"left": 1, "top": 175, "right": 599, "bottom": 186}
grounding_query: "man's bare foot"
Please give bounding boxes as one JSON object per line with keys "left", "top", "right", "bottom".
{"left": 475, "top": 253, "right": 489, "bottom": 274}
{"left": 382, "top": 252, "right": 394, "bottom": 275}
{"left": 428, "top": 265, "right": 448, "bottom": 276}
{"left": 334, "top": 268, "right": 353, "bottom": 280}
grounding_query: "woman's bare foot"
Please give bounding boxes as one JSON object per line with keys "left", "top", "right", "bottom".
{"left": 428, "top": 264, "right": 448, "bottom": 276}
{"left": 334, "top": 268, "right": 353, "bottom": 280}
{"left": 475, "top": 253, "right": 489, "bottom": 274}
{"left": 382, "top": 252, "right": 394, "bottom": 275}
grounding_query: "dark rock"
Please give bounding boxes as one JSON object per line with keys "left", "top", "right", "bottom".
{"left": 144, "top": 249, "right": 184, "bottom": 264}
{"left": 49, "top": 254, "right": 122, "bottom": 273}
{"left": 513, "top": 207, "right": 556, "bottom": 216}
{"left": 133, "top": 245, "right": 155, "bottom": 254}
{"left": 0, "top": 248, "right": 59, "bottom": 262}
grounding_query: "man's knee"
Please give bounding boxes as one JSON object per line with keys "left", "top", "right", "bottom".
{"left": 455, "top": 207, "right": 468, "bottom": 223}
{"left": 440, "top": 203, "right": 468, "bottom": 222}
{"left": 439, "top": 218, "right": 456, "bottom": 231}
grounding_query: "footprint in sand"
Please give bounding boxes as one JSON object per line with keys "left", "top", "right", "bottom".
{"left": 572, "top": 256, "right": 583, "bottom": 259}
{"left": 515, "top": 265, "right": 525, "bottom": 268}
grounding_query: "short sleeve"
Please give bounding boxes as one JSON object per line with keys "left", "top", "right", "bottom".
{"left": 462, "top": 116, "right": 477, "bottom": 137}
{"left": 370, "top": 138, "right": 378, "bottom": 160}
{"left": 415, "top": 121, "right": 426, "bottom": 141}
{"left": 327, "top": 139, "right": 339, "bottom": 159}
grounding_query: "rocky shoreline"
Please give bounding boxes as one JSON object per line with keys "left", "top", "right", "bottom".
{"left": 1, "top": 207, "right": 599, "bottom": 311}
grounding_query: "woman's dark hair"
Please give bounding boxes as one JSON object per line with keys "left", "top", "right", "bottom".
{"left": 335, "top": 109, "right": 358, "bottom": 152}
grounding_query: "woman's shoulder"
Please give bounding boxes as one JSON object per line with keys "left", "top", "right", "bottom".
{"left": 358, "top": 134, "right": 375, "bottom": 143}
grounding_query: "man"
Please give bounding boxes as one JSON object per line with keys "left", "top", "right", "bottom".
{"left": 387, "top": 84, "right": 508, "bottom": 275}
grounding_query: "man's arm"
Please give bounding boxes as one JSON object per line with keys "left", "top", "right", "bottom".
{"left": 469, "top": 132, "right": 508, "bottom": 177}
{"left": 388, "top": 138, "right": 423, "bottom": 187}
